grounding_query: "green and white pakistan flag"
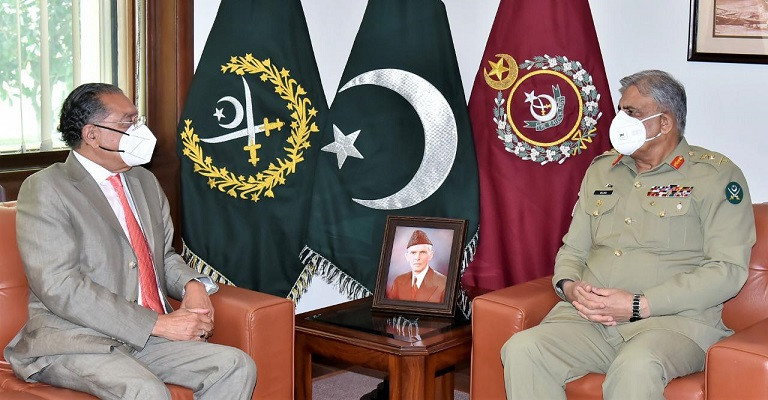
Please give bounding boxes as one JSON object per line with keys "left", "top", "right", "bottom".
{"left": 297, "top": 0, "right": 480, "bottom": 315}
{"left": 177, "top": 0, "right": 327, "bottom": 297}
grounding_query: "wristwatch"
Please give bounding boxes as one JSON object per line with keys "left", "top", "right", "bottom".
{"left": 630, "top": 293, "right": 642, "bottom": 322}
{"left": 555, "top": 279, "right": 573, "bottom": 298}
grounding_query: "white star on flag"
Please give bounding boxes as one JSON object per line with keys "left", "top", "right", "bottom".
{"left": 321, "top": 124, "right": 364, "bottom": 169}
{"left": 524, "top": 91, "right": 537, "bottom": 103}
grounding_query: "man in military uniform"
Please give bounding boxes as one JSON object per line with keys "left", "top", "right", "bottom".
{"left": 501, "top": 70, "right": 756, "bottom": 400}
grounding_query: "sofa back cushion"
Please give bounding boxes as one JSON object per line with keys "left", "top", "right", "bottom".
{"left": 0, "top": 202, "right": 27, "bottom": 361}
{"left": 722, "top": 203, "right": 768, "bottom": 332}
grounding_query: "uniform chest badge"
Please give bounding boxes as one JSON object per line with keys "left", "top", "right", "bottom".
{"left": 647, "top": 185, "right": 693, "bottom": 197}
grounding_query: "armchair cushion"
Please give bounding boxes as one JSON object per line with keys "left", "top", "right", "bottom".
{"left": 170, "top": 285, "right": 295, "bottom": 400}
{"left": 470, "top": 276, "right": 556, "bottom": 399}
{"left": 705, "top": 318, "right": 768, "bottom": 399}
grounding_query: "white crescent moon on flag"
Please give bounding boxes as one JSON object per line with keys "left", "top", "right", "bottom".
{"left": 216, "top": 96, "right": 244, "bottom": 129}
{"left": 531, "top": 94, "right": 558, "bottom": 122}
{"left": 338, "top": 69, "right": 457, "bottom": 210}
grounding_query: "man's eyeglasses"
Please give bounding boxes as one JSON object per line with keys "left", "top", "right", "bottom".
{"left": 91, "top": 115, "right": 146, "bottom": 135}
{"left": 93, "top": 115, "right": 146, "bottom": 128}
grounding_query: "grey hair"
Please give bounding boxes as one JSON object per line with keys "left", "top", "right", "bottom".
{"left": 619, "top": 70, "right": 687, "bottom": 138}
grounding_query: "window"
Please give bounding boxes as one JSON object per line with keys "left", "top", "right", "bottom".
{"left": 0, "top": 0, "right": 139, "bottom": 154}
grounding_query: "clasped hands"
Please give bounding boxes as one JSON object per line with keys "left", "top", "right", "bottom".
{"left": 151, "top": 280, "right": 215, "bottom": 342}
{"left": 562, "top": 280, "right": 641, "bottom": 326}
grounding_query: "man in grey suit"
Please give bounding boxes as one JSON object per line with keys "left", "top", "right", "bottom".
{"left": 4, "top": 83, "right": 256, "bottom": 399}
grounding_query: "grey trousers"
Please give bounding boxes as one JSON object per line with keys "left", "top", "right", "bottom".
{"left": 35, "top": 336, "right": 257, "bottom": 400}
{"left": 501, "top": 321, "right": 705, "bottom": 400}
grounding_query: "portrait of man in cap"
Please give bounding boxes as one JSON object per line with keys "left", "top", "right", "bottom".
{"left": 385, "top": 229, "right": 447, "bottom": 303}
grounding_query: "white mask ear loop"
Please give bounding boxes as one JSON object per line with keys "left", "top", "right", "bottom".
{"left": 639, "top": 112, "right": 663, "bottom": 123}
{"left": 641, "top": 113, "right": 664, "bottom": 142}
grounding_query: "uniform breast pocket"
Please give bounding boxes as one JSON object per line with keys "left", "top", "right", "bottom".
{"left": 585, "top": 194, "right": 620, "bottom": 243}
{"left": 639, "top": 197, "right": 695, "bottom": 249}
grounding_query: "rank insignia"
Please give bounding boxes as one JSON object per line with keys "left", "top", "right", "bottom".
{"left": 725, "top": 181, "right": 744, "bottom": 204}
{"left": 647, "top": 185, "right": 693, "bottom": 197}
{"left": 670, "top": 156, "right": 684, "bottom": 170}
{"left": 611, "top": 154, "right": 623, "bottom": 167}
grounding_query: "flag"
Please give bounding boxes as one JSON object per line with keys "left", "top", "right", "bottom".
{"left": 462, "top": 0, "right": 614, "bottom": 290}
{"left": 177, "top": 0, "right": 327, "bottom": 297}
{"left": 296, "top": 0, "right": 480, "bottom": 315}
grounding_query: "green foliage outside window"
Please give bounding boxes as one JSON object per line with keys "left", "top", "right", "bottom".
{"left": 0, "top": 0, "right": 74, "bottom": 152}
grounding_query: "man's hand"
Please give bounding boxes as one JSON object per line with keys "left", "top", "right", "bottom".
{"left": 566, "top": 283, "right": 649, "bottom": 326}
{"left": 572, "top": 286, "right": 631, "bottom": 325}
{"left": 563, "top": 281, "right": 611, "bottom": 324}
{"left": 180, "top": 280, "right": 215, "bottom": 324}
{"left": 152, "top": 308, "right": 213, "bottom": 341}
{"left": 151, "top": 280, "right": 215, "bottom": 341}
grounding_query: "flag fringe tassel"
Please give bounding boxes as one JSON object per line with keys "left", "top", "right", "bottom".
{"left": 181, "top": 240, "right": 236, "bottom": 287}
{"left": 456, "top": 227, "right": 479, "bottom": 319}
{"left": 292, "top": 246, "right": 372, "bottom": 303}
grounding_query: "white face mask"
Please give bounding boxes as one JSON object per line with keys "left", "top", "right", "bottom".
{"left": 609, "top": 110, "right": 663, "bottom": 156}
{"left": 98, "top": 124, "right": 157, "bottom": 166}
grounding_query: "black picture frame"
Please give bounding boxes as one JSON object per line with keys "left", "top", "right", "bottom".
{"left": 371, "top": 216, "right": 467, "bottom": 318}
{"left": 688, "top": 0, "right": 768, "bottom": 64}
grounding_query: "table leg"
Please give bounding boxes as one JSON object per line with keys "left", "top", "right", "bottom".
{"left": 389, "top": 355, "right": 426, "bottom": 400}
{"left": 434, "top": 370, "right": 455, "bottom": 400}
{"left": 295, "top": 333, "right": 313, "bottom": 400}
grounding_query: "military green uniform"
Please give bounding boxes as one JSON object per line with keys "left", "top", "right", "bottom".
{"left": 502, "top": 139, "right": 756, "bottom": 400}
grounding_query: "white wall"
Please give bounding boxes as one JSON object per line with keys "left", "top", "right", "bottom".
{"left": 193, "top": 0, "right": 768, "bottom": 312}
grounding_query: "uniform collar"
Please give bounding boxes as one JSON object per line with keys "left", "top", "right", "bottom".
{"left": 658, "top": 138, "right": 691, "bottom": 173}
{"left": 612, "top": 138, "right": 691, "bottom": 175}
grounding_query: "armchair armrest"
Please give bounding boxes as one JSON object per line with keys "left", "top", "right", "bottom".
{"left": 470, "top": 276, "right": 560, "bottom": 400}
{"left": 171, "top": 284, "right": 294, "bottom": 400}
{"left": 706, "top": 318, "right": 768, "bottom": 399}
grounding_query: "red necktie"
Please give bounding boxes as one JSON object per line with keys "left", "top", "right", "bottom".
{"left": 107, "top": 175, "right": 165, "bottom": 314}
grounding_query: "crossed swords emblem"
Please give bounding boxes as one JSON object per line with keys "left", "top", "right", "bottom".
{"left": 201, "top": 77, "right": 284, "bottom": 166}
{"left": 728, "top": 184, "right": 741, "bottom": 201}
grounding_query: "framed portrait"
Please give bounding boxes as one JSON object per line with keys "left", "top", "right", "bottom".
{"left": 371, "top": 216, "right": 467, "bottom": 317}
{"left": 688, "top": 0, "right": 768, "bottom": 64}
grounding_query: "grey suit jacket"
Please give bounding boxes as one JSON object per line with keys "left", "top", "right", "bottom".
{"left": 4, "top": 153, "right": 215, "bottom": 381}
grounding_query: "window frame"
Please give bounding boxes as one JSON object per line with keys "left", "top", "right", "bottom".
{"left": 0, "top": 0, "right": 139, "bottom": 155}
{"left": 0, "top": 0, "right": 192, "bottom": 218}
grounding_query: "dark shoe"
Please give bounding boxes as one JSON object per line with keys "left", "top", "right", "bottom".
{"left": 360, "top": 379, "right": 388, "bottom": 400}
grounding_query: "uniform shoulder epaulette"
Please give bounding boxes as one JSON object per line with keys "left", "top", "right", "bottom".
{"left": 590, "top": 149, "right": 618, "bottom": 166}
{"left": 686, "top": 146, "right": 731, "bottom": 170}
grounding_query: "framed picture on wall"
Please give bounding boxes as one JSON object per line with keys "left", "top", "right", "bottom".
{"left": 688, "top": 0, "right": 768, "bottom": 64}
{"left": 371, "top": 216, "right": 467, "bottom": 317}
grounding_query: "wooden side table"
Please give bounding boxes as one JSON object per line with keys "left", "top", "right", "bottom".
{"left": 295, "top": 297, "right": 472, "bottom": 400}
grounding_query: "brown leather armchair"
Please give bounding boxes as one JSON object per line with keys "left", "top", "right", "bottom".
{"left": 470, "top": 203, "right": 768, "bottom": 400}
{"left": 0, "top": 202, "right": 295, "bottom": 399}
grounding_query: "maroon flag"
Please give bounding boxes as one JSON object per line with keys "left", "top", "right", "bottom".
{"left": 462, "top": 0, "right": 614, "bottom": 290}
